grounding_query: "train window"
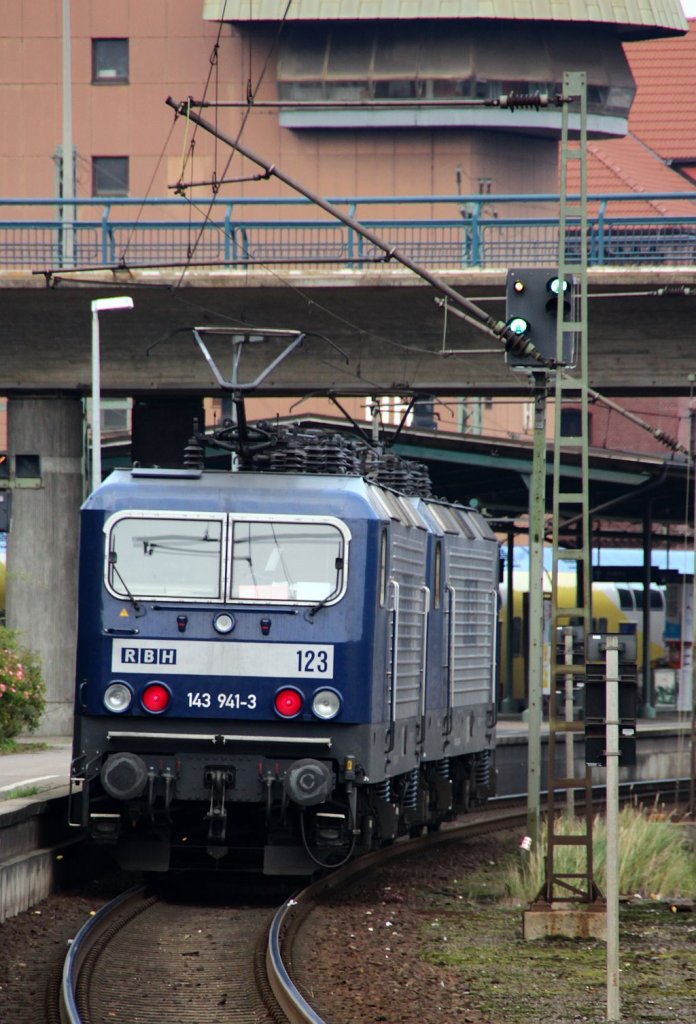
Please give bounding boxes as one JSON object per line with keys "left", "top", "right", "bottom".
{"left": 379, "top": 528, "right": 388, "bottom": 607}
{"left": 650, "top": 588, "right": 664, "bottom": 610}
{"left": 105, "top": 513, "right": 224, "bottom": 601}
{"left": 617, "top": 587, "right": 634, "bottom": 611}
{"left": 229, "top": 516, "right": 349, "bottom": 604}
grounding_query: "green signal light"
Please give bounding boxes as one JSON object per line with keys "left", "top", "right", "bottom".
{"left": 547, "top": 277, "right": 568, "bottom": 296}
{"left": 507, "top": 316, "right": 529, "bottom": 336}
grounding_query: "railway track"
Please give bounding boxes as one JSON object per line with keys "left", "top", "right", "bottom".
{"left": 57, "top": 781, "right": 687, "bottom": 1024}
{"left": 57, "top": 804, "right": 526, "bottom": 1024}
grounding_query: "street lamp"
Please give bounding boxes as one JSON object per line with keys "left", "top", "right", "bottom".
{"left": 91, "top": 296, "right": 134, "bottom": 490}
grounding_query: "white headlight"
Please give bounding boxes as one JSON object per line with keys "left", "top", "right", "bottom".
{"left": 104, "top": 681, "right": 133, "bottom": 713}
{"left": 312, "top": 689, "right": 341, "bottom": 720}
{"left": 213, "top": 612, "right": 235, "bottom": 634}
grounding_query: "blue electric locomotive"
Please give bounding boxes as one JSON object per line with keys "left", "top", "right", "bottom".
{"left": 70, "top": 425, "right": 498, "bottom": 873}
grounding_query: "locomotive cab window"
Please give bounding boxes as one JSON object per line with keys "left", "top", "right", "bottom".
{"left": 105, "top": 513, "right": 224, "bottom": 601}
{"left": 229, "top": 516, "right": 349, "bottom": 605}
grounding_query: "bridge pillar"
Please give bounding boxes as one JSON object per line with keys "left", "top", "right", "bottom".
{"left": 5, "top": 396, "right": 83, "bottom": 736}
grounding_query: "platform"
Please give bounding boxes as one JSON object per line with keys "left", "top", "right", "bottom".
{"left": 0, "top": 737, "right": 72, "bottom": 808}
{"left": 495, "top": 711, "right": 693, "bottom": 798}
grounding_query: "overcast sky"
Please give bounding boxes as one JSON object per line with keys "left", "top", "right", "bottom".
{"left": 681, "top": 1, "right": 695, "bottom": 14}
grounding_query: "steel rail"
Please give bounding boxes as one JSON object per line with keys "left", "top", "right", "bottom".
{"left": 58, "top": 779, "right": 688, "bottom": 1023}
{"left": 266, "top": 776, "right": 691, "bottom": 1022}
{"left": 266, "top": 804, "right": 528, "bottom": 1023}
{"left": 59, "top": 885, "right": 150, "bottom": 1024}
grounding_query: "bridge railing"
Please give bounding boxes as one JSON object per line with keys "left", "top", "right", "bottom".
{"left": 3, "top": 194, "right": 696, "bottom": 271}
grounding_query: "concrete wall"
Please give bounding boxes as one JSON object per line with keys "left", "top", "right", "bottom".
{"left": 6, "top": 398, "right": 83, "bottom": 736}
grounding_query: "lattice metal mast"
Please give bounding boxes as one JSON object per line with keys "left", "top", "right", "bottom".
{"left": 541, "top": 70, "right": 600, "bottom": 905}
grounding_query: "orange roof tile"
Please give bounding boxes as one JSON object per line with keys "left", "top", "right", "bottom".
{"left": 578, "top": 20, "right": 696, "bottom": 208}
{"left": 624, "top": 19, "right": 696, "bottom": 160}
{"left": 571, "top": 135, "right": 696, "bottom": 214}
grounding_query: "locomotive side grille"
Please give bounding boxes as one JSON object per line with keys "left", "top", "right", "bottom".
{"left": 391, "top": 527, "right": 428, "bottom": 719}
{"left": 447, "top": 542, "right": 497, "bottom": 706}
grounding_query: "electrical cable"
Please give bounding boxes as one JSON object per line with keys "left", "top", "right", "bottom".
{"left": 171, "top": 0, "right": 294, "bottom": 288}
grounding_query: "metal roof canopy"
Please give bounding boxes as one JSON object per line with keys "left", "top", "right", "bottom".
{"left": 201, "top": 0, "right": 688, "bottom": 36}
{"left": 280, "top": 417, "right": 693, "bottom": 544}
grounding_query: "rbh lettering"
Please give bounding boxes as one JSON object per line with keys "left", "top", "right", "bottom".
{"left": 121, "top": 647, "right": 177, "bottom": 665}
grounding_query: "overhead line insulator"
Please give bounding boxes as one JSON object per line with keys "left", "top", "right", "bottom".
{"left": 497, "top": 91, "right": 549, "bottom": 111}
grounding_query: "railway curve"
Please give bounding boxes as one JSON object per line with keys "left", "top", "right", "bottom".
{"left": 58, "top": 805, "right": 527, "bottom": 1024}
{"left": 57, "top": 784, "right": 689, "bottom": 1024}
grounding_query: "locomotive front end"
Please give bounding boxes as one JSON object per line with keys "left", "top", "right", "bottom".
{"left": 70, "top": 423, "right": 498, "bottom": 876}
{"left": 70, "top": 467, "right": 374, "bottom": 874}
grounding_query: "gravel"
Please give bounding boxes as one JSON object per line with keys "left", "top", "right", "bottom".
{"left": 292, "top": 831, "right": 696, "bottom": 1024}
{"left": 0, "top": 889, "right": 107, "bottom": 1022}
{"left": 0, "top": 832, "right": 693, "bottom": 1023}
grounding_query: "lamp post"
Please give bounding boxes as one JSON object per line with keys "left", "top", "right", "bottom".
{"left": 91, "top": 296, "right": 134, "bottom": 490}
{"left": 61, "top": 0, "right": 74, "bottom": 267}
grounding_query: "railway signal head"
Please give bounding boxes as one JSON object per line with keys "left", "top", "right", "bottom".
{"left": 505, "top": 268, "right": 578, "bottom": 370}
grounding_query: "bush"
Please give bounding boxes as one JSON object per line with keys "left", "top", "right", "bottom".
{"left": 0, "top": 626, "right": 45, "bottom": 740}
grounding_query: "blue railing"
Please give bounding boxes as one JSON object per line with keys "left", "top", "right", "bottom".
{"left": 2, "top": 194, "right": 696, "bottom": 271}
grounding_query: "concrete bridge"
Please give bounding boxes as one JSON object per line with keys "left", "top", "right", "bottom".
{"left": 4, "top": 264, "right": 696, "bottom": 399}
{"left": 4, "top": 191, "right": 696, "bottom": 397}
{"left": 3, "top": 195, "right": 696, "bottom": 734}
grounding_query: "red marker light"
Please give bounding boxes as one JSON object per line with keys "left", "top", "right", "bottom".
{"left": 141, "top": 683, "right": 170, "bottom": 714}
{"left": 274, "top": 688, "right": 303, "bottom": 718}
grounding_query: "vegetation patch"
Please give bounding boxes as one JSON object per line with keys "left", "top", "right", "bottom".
{"left": 1, "top": 785, "right": 41, "bottom": 801}
{"left": 0, "top": 626, "right": 45, "bottom": 741}
{"left": 418, "top": 813, "right": 695, "bottom": 1023}
{"left": 0, "top": 738, "right": 49, "bottom": 755}
{"left": 501, "top": 805, "right": 696, "bottom": 902}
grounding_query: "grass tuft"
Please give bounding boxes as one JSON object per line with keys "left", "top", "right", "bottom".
{"left": 502, "top": 804, "right": 696, "bottom": 901}
{"left": 2, "top": 785, "right": 41, "bottom": 800}
{"left": 0, "top": 738, "right": 50, "bottom": 755}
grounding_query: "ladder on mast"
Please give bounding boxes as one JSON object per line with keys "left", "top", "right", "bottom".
{"left": 539, "top": 71, "right": 601, "bottom": 904}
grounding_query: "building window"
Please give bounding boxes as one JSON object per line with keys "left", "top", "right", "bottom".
{"left": 92, "top": 157, "right": 129, "bottom": 197}
{"left": 92, "top": 39, "right": 129, "bottom": 83}
{"left": 101, "top": 399, "right": 131, "bottom": 435}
